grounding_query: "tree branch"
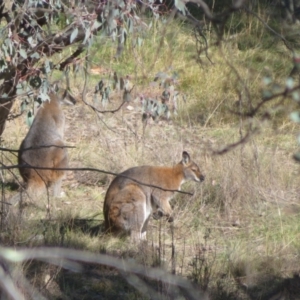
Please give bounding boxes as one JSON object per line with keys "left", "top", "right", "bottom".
{"left": 4, "top": 164, "right": 195, "bottom": 196}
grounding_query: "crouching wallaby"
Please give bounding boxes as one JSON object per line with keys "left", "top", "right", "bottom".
{"left": 13, "top": 92, "right": 72, "bottom": 204}
{"left": 103, "top": 151, "right": 205, "bottom": 241}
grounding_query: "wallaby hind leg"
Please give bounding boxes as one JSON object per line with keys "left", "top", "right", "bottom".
{"left": 26, "top": 179, "right": 47, "bottom": 202}
{"left": 109, "top": 185, "right": 148, "bottom": 241}
{"left": 51, "top": 148, "right": 68, "bottom": 197}
{"left": 140, "top": 215, "right": 151, "bottom": 240}
{"left": 52, "top": 178, "right": 63, "bottom": 197}
{"left": 114, "top": 200, "right": 146, "bottom": 239}
{"left": 128, "top": 202, "right": 147, "bottom": 241}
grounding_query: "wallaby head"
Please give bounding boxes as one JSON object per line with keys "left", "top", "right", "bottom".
{"left": 103, "top": 151, "right": 205, "bottom": 242}
{"left": 180, "top": 151, "right": 205, "bottom": 183}
{"left": 17, "top": 91, "right": 72, "bottom": 200}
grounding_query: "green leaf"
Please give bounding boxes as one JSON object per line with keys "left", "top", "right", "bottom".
{"left": 21, "top": 101, "right": 27, "bottom": 112}
{"left": 44, "top": 60, "right": 52, "bottom": 74}
{"left": 4, "top": 38, "right": 13, "bottom": 55}
{"left": 292, "top": 91, "right": 300, "bottom": 102}
{"left": 137, "top": 37, "right": 143, "bottom": 47}
{"left": 2, "top": 44, "right": 8, "bottom": 58}
{"left": 16, "top": 83, "right": 24, "bottom": 95}
{"left": 262, "top": 90, "right": 272, "bottom": 99}
{"left": 107, "top": 9, "right": 118, "bottom": 33}
{"left": 127, "top": 18, "right": 133, "bottom": 33}
{"left": 120, "top": 27, "right": 127, "bottom": 44}
{"left": 27, "top": 37, "right": 37, "bottom": 48}
{"left": 70, "top": 27, "right": 79, "bottom": 43}
{"left": 286, "top": 77, "right": 294, "bottom": 90}
{"left": 83, "top": 27, "right": 91, "bottom": 44}
{"left": 290, "top": 111, "right": 300, "bottom": 123}
{"left": 0, "top": 59, "right": 7, "bottom": 72}
{"left": 26, "top": 111, "right": 34, "bottom": 127}
{"left": 92, "top": 20, "right": 102, "bottom": 31}
{"left": 19, "top": 48, "right": 27, "bottom": 59}
{"left": 174, "top": 0, "right": 186, "bottom": 15}
{"left": 30, "top": 52, "right": 40, "bottom": 59}
{"left": 38, "top": 92, "right": 50, "bottom": 102}
{"left": 262, "top": 76, "right": 272, "bottom": 86}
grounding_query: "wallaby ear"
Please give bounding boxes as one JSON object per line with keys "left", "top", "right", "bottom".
{"left": 182, "top": 151, "right": 190, "bottom": 165}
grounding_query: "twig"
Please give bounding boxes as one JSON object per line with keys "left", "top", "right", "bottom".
{"left": 2, "top": 164, "right": 195, "bottom": 196}
{"left": 0, "top": 246, "right": 206, "bottom": 300}
{"left": 211, "top": 129, "right": 257, "bottom": 155}
{"left": 0, "top": 145, "right": 75, "bottom": 153}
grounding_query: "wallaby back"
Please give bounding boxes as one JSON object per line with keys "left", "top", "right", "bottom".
{"left": 103, "top": 151, "right": 205, "bottom": 241}
{"left": 18, "top": 92, "right": 68, "bottom": 197}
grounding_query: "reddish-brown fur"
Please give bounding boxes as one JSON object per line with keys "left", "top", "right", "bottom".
{"left": 103, "top": 151, "right": 205, "bottom": 241}
{"left": 18, "top": 92, "right": 68, "bottom": 198}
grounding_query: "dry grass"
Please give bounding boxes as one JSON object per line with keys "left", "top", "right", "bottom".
{"left": 1, "top": 13, "right": 300, "bottom": 300}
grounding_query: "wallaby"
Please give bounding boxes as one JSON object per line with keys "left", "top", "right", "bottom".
{"left": 14, "top": 92, "right": 72, "bottom": 203}
{"left": 103, "top": 151, "right": 205, "bottom": 241}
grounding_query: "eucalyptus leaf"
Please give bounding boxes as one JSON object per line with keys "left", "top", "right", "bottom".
{"left": 292, "top": 91, "right": 300, "bottom": 102}
{"left": 19, "top": 48, "right": 27, "bottom": 59}
{"left": 16, "top": 83, "right": 24, "bottom": 95}
{"left": 0, "top": 59, "right": 7, "bottom": 72}
{"left": 38, "top": 92, "right": 50, "bottom": 102}
{"left": 262, "top": 90, "right": 272, "bottom": 99}
{"left": 286, "top": 77, "right": 294, "bottom": 89}
{"left": 83, "top": 27, "right": 91, "bottom": 45}
{"left": 27, "top": 36, "right": 37, "bottom": 48}
{"left": 70, "top": 27, "right": 79, "bottom": 43}
{"left": 2, "top": 44, "right": 8, "bottom": 57}
{"left": 262, "top": 76, "right": 272, "bottom": 86}
{"left": 92, "top": 20, "right": 102, "bottom": 31}
{"left": 26, "top": 111, "right": 34, "bottom": 127}
{"left": 5, "top": 38, "right": 13, "bottom": 55}
{"left": 290, "top": 111, "right": 300, "bottom": 123}
{"left": 127, "top": 18, "right": 133, "bottom": 33}
{"left": 21, "top": 101, "right": 27, "bottom": 112}
{"left": 174, "top": 0, "right": 186, "bottom": 15}
{"left": 44, "top": 60, "right": 52, "bottom": 74}
{"left": 30, "top": 52, "right": 40, "bottom": 59}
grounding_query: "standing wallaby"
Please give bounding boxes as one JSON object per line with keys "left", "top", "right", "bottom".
{"left": 103, "top": 151, "right": 205, "bottom": 241}
{"left": 17, "top": 92, "right": 70, "bottom": 200}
